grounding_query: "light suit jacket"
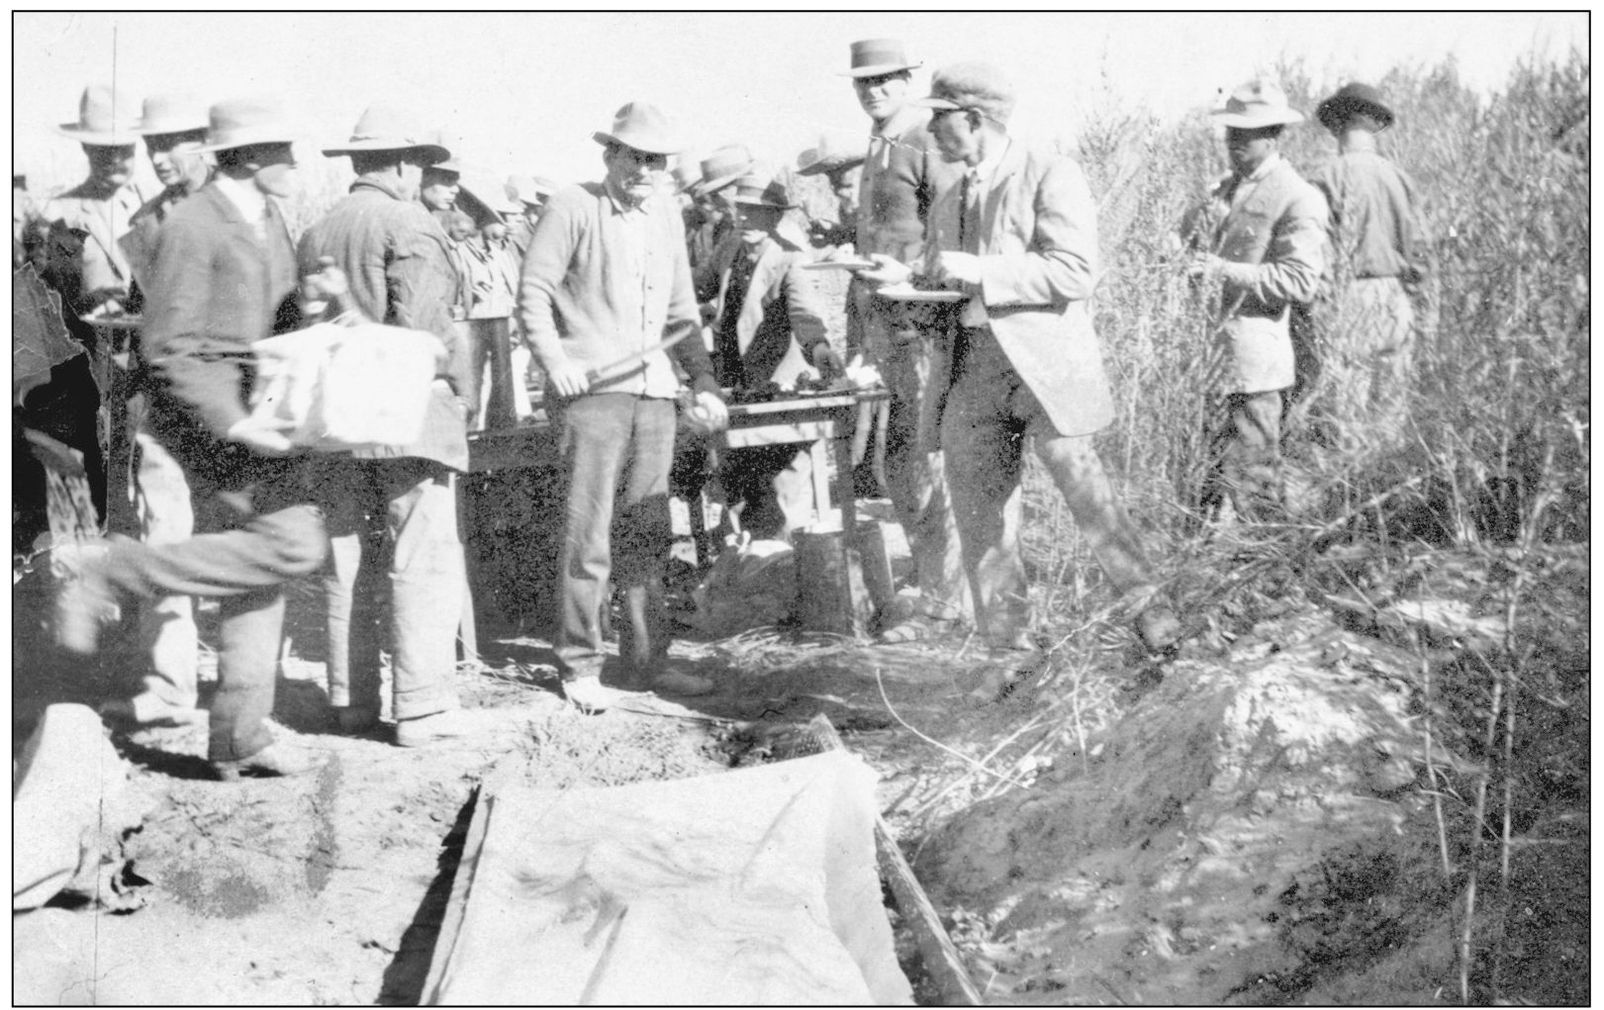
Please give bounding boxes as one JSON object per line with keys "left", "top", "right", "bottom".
{"left": 706, "top": 232, "right": 829, "bottom": 390}
{"left": 922, "top": 141, "right": 1113, "bottom": 438}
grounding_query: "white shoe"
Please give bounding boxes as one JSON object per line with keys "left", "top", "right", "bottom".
{"left": 563, "top": 677, "right": 619, "bottom": 714}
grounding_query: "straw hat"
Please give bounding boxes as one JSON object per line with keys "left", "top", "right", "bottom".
{"left": 1316, "top": 82, "right": 1395, "bottom": 132}
{"left": 591, "top": 102, "right": 681, "bottom": 156}
{"left": 322, "top": 105, "right": 451, "bottom": 163}
{"left": 796, "top": 131, "right": 866, "bottom": 176}
{"left": 57, "top": 85, "right": 139, "bottom": 146}
{"left": 132, "top": 94, "right": 210, "bottom": 137}
{"left": 1211, "top": 79, "right": 1305, "bottom": 129}
{"left": 693, "top": 144, "right": 754, "bottom": 198}
{"left": 840, "top": 38, "right": 920, "bottom": 79}
{"left": 193, "top": 98, "right": 297, "bottom": 153}
{"left": 729, "top": 173, "right": 795, "bottom": 210}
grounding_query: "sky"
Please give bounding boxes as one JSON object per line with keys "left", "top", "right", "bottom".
{"left": 10, "top": 11, "right": 1588, "bottom": 195}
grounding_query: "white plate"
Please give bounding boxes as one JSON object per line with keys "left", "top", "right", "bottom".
{"left": 875, "top": 284, "right": 966, "bottom": 303}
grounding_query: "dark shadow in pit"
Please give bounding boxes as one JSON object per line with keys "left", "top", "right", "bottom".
{"left": 377, "top": 786, "right": 479, "bottom": 1006}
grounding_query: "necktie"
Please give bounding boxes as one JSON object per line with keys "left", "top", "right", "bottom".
{"left": 962, "top": 170, "right": 982, "bottom": 254}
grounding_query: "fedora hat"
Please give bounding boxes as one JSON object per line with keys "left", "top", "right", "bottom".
{"left": 796, "top": 131, "right": 867, "bottom": 176}
{"left": 729, "top": 172, "right": 795, "bottom": 210}
{"left": 1317, "top": 82, "right": 1395, "bottom": 132}
{"left": 457, "top": 170, "right": 520, "bottom": 223}
{"left": 193, "top": 97, "right": 297, "bottom": 153}
{"left": 592, "top": 102, "right": 681, "bottom": 156}
{"left": 692, "top": 144, "right": 754, "bottom": 198}
{"left": 506, "top": 174, "right": 557, "bottom": 206}
{"left": 1212, "top": 79, "right": 1305, "bottom": 129}
{"left": 840, "top": 38, "right": 920, "bottom": 79}
{"left": 421, "top": 129, "right": 463, "bottom": 172}
{"left": 132, "top": 94, "right": 210, "bottom": 137}
{"left": 322, "top": 105, "right": 450, "bottom": 163}
{"left": 57, "top": 85, "right": 139, "bottom": 146}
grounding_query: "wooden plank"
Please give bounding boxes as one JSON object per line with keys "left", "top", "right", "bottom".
{"left": 421, "top": 785, "right": 491, "bottom": 1005}
{"left": 805, "top": 714, "right": 985, "bottom": 1007}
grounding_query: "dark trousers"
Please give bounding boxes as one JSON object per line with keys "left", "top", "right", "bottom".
{"left": 1200, "top": 391, "right": 1285, "bottom": 523}
{"left": 551, "top": 394, "right": 677, "bottom": 680}
{"left": 99, "top": 464, "right": 326, "bottom": 760}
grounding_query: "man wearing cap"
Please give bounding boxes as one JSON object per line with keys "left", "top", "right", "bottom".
{"left": 706, "top": 172, "right": 844, "bottom": 539}
{"left": 840, "top": 38, "right": 967, "bottom": 644}
{"left": 298, "top": 106, "right": 476, "bottom": 747}
{"left": 518, "top": 101, "right": 729, "bottom": 712}
{"left": 796, "top": 131, "right": 867, "bottom": 250}
{"left": 97, "top": 94, "right": 216, "bottom": 730}
{"left": 1309, "top": 82, "right": 1429, "bottom": 455}
{"left": 55, "top": 97, "right": 331, "bottom": 779}
{"left": 861, "top": 62, "right": 1182, "bottom": 680}
{"left": 1181, "top": 79, "right": 1326, "bottom": 523}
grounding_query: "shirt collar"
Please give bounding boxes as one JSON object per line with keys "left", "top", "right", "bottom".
{"left": 213, "top": 173, "right": 267, "bottom": 223}
{"left": 1243, "top": 151, "right": 1282, "bottom": 183}
{"left": 871, "top": 104, "right": 925, "bottom": 141}
{"left": 602, "top": 177, "right": 651, "bottom": 217}
{"left": 967, "top": 137, "right": 1011, "bottom": 185}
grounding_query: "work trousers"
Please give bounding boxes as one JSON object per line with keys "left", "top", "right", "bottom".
{"left": 1200, "top": 390, "right": 1286, "bottom": 523}
{"left": 552, "top": 394, "right": 677, "bottom": 680}
{"left": 721, "top": 444, "right": 813, "bottom": 541}
{"left": 318, "top": 457, "right": 464, "bottom": 721}
{"left": 98, "top": 468, "right": 326, "bottom": 761}
{"left": 1318, "top": 276, "right": 1415, "bottom": 455}
{"left": 131, "top": 424, "right": 199, "bottom": 711}
{"left": 943, "top": 330, "right": 1157, "bottom": 647}
{"left": 848, "top": 283, "right": 968, "bottom": 621}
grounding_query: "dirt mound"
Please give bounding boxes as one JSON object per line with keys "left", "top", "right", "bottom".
{"left": 916, "top": 609, "right": 1464, "bottom": 1004}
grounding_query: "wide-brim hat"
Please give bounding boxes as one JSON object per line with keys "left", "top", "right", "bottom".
{"left": 1212, "top": 79, "right": 1305, "bottom": 129}
{"left": 457, "top": 170, "right": 521, "bottom": 223}
{"left": 840, "top": 38, "right": 920, "bottom": 79}
{"left": 1316, "top": 82, "right": 1395, "bottom": 132}
{"left": 132, "top": 94, "right": 210, "bottom": 137}
{"left": 691, "top": 143, "right": 754, "bottom": 198}
{"left": 57, "top": 85, "right": 139, "bottom": 146}
{"left": 421, "top": 129, "right": 463, "bottom": 172}
{"left": 193, "top": 97, "right": 298, "bottom": 153}
{"left": 729, "top": 173, "right": 795, "bottom": 210}
{"left": 506, "top": 174, "right": 557, "bottom": 206}
{"left": 796, "top": 131, "right": 867, "bottom": 176}
{"left": 322, "top": 104, "right": 450, "bottom": 163}
{"left": 591, "top": 101, "right": 681, "bottom": 156}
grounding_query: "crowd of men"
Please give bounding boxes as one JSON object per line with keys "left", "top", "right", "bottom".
{"left": 19, "top": 39, "right": 1428, "bottom": 779}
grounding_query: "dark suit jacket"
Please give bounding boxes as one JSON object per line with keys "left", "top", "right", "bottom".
{"left": 707, "top": 234, "right": 829, "bottom": 390}
{"left": 140, "top": 181, "right": 301, "bottom": 494}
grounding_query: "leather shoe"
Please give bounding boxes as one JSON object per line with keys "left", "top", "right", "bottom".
{"left": 394, "top": 708, "right": 479, "bottom": 748}
{"left": 647, "top": 666, "right": 716, "bottom": 697}
{"left": 214, "top": 740, "right": 327, "bottom": 781}
{"left": 563, "top": 676, "right": 619, "bottom": 714}
{"left": 330, "top": 706, "right": 382, "bottom": 734}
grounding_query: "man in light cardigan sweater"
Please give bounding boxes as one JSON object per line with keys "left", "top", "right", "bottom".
{"left": 518, "top": 102, "right": 728, "bottom": 713}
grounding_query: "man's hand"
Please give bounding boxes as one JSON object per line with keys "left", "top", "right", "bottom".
{"left": 225, "top": 416, "right": 296, "bottom": 456}
{"left": 930, "top": 250, "right": 983, "bottom": 288}
{"left": 857, "top": 253, "right": 913, "bottom": 287}
{"left": 1185, "top": 252, "right": 1224, "bottom": 282}
{"left": 546, "top": 357, "right": 591, "bottom": 398}
{"left": 811, "top": 344, "right": 846, "bottom": 383}
{"left": 688, "top": 389, "right": 729, "bottom": 432}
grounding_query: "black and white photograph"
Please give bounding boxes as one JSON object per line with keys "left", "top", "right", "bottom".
{"left": 11, "top": 11, "right": 1588, "bottom": 1005}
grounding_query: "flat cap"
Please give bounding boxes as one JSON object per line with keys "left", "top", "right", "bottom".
{"left": 913, "top": 62, "right": 1017, "bottom": 124}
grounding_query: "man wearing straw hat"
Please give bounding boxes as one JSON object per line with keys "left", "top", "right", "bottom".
{"left": 54, "top": 97, "right": 331, "bottom": 779}
{"left": 518, "top": 101, "right": 728, "bottom": 712}
{"left": 1181, "top": 78, "right": 1326, "bottom": 523}
{"left": 39, "top": 84, "right": 155, "bottom": 322}
{"left": 861, "top": 63, "right": 1181, "bottom": 686}
{"left": 299, "top": 106, "right": 477, "bottom": 747}
{"left": 705, "top": 171, "right": 844, "bottom": 540}
{"left": 96, "top": 93, "right": 217, "bottom": 730}
{"left": 796, "top": 130, "right": 866, "bottom": 250}
{"left": 1309, "top": 82, "right": 1430, "bottom": 455}
{"left": 839, "top": 38, "right": 967, "bottom": 644}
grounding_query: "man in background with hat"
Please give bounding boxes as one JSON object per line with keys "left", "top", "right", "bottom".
{"left": 298, "top": 106, "right": 477, "bottom": 748}
{"left": 839, "top": 37, "right": 967, "bottom": 644}
{"left": 518, "top": 101, "right": 728, "bottom": 713}
{"left": 98, "top": 93, "right": 217, "bottom": 730}
{"left": 686, "top": 143, "right": 755, "bottom": 298}
{"left": 1309, "top": 81, "right": 1430, "bottom": 456}
{"left": 505, "top": 174, "right": 557, "bottom": 258}
{"left": 705, "top": 171, "right": 844, "bottom": 540}
{"left": 1182, "top": 78, "right": 1327, "bottom": 524}
{"left": 862, "top": 62, "right": 1181, "bottom": 685}
{"left": 796, "top": 130, "right": 867, "bottom": 250}
{"left": 55, "top": 97, "right": 331, "bottom": 779}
